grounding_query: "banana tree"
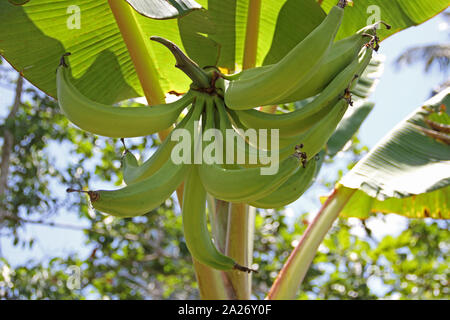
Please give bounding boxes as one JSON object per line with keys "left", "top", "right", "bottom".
{"left": 0, "top": 0, "right": 448, "bottom": 300}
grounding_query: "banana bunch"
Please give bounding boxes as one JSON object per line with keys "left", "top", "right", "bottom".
{"left": 59, "top": 1, "right": 388, "bottom": 272}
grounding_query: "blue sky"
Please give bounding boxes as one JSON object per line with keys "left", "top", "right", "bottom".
{"left": 0, "top": 9, "right": 448, "bottom": 295}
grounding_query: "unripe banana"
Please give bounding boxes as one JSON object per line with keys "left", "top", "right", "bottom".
{"left": 122, "top": 96, "right": 204, "bottom": 185}
{"left": 215, "top": 96, "right": 273, "bottom": 168}
{"left": 224, "top": 5, "right": 345, "bottom": 110}
{"left": 249, "top": 157, "right": 317, "bottom": 209}
{"left": 182, "top": 165, "right": 255, "bottom": 272}
{"left": 279, "top": 33, "right": 370, "bottom": 103}
{"left": 78, "top": 159, "right": 189, "bottom": 217}
{"left": 56, "top": 55, "right": 193, "bottom": 138}
{"left": 233, "top": 45, "right": 374, "bottom": 137}
{"left": 298, "top": 98, "right": 350, "bottom": 158}
{"left": 278, "top": 22, "right": 384, "bottom": 103}
{"left": 231, "top": 95, "right": 354, "bottom": 165}
{"left": 200, "top": 155, "right": 303, "bottom": 203}
{"left": 214, "top": 97, "right": 240, "bottom": 169}
{"left": 230, "top": 32, "right": 370, "bottom": 104}
{"left": 217, "top": 97, "right": 321, "bottom": 169}
{"left": 199, "top": 102, "right": 301, "bottom": 202}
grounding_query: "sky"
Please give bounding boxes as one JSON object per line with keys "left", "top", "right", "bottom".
{"left": 0, "top": 9, "right": 448, "bottom": 296}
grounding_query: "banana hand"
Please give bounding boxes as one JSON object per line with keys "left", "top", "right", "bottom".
{"left": 57, "top": 54, "right": 193, "bottom": 138}
{"left": 224, "top": 5, "right": 345, "bottom": 110}
{"left": 234, "top": 45, "right": 374, "bottom": 138}
{"left": 199, "top": 100, "right": 301, "bottom": 202}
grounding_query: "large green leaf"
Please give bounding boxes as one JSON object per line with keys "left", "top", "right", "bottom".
{"left": 0, "top": 1, "right": 196, "bottom": 104}
{"left": 0, "top": 0, "right": 447, "bottom": 105}
{"left": 0, "top": 0, "right": 324, "bottom": 103}
{"left": 179, "top": 0, "right": 326, "bottom": 71}
{"left": 329, "top": 88, "right": 450, "bottom": 219}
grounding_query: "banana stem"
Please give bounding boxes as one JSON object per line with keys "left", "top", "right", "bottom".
{"left": 193, "top": 260, "right": 235, "bottom": 300}
{"left": 225, "top": 203, "right": 255, "bottom": 299}
{"left": 215, "top": 0, "right": 263, "bottom": 300}
{"left": 267, "top": 185, "right": 356, "bottom": 299}
{"left": 150, "top": 36, "right": 211, "bottom": 89}
{"left": 243, "top": 0, "right": 262, "bottom": 70}
{"left": 108, "top": 1, "right": 230, "bottom": 298}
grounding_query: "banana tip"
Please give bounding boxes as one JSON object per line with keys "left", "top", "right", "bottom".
{"left": 66, "top": 188, "right": 99, "bottom": 202}
{"left": 233, "top": 263, "right": 258, "bottom": 274}
{"left": 59, "top": 52, "right": 71, "bottom": 67}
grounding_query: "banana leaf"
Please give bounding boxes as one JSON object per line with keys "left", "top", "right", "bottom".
{"left": 1, "top": 0, "right": 448, "bottom": 104}
{"left": 323, "top": 88, "right": 450, "bottom": 219}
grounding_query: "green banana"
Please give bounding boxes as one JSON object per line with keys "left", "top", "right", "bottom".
{"left": 181, "top": 165, "right": 255, "bottom": 272}
{"left": 279, "top": 34, "right": 372, "bottom": 103}
{"left": 56, "top": 55, "right": 193, "bottom": 138}
{"left": 224, "top": 5, "right": 345, "bottom": 110}
{"left": 294, "top": 98, "right": 349, "bottom": 161}
{"left": 231, "top": 94, "right": 353, "bottom": 164}
{"left": 222, "top": 22, "right": 383, "bottom": 102}
{"left": 121, "top": 149, "right": 139, "bottom": 179}
{"left": 199, "top": 155, "right": 303, "bottom": 203}
{"left": 199, "top": 101, "right": 301, "bottom": 202}
{"left": 217, "top": 96, "right": 321, "bottom": 168}
{"left": 122, "top": 95, "right": 204, "bottom": 185}
{"left": 277, "top": 22, "right": 383, "bottom": 103}
{"left": 229, "top": 33, "right": 370, "bottom": 104}
{"left": 76, "top": 159, "right": 189, "bottom": 217}
{"left": 243, "top": 96, "right": 350, "bottom": 208}
{"left": 248, "top": 157, "right": 317, "bottom": 209}
{"left": 233, "top": 45, "right": 374, "bottom": 137}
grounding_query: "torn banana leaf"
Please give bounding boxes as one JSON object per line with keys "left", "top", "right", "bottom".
{"left": 126, "top": 0, "right": 202, "bottom": 20}
{"left": 324, "top": 88, "right": 450, "bottom": 219}
{"left": 333, "top": 186, "right": 449, "bottom": 219}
